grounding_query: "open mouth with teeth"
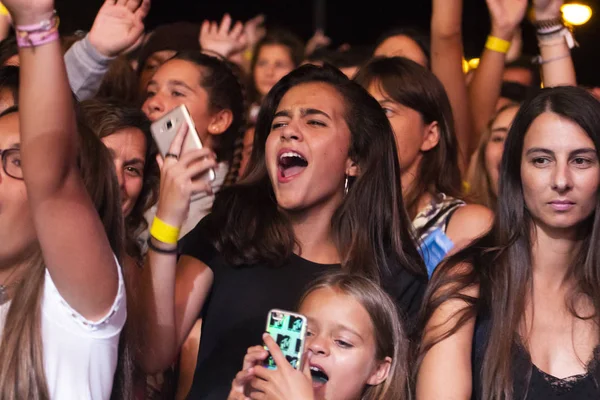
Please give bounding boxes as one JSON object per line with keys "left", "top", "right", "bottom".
{"left": 310, "top": 366, "right": 329, "bottom": 386}
{"left": 278, "top": 151, "right": 308, "bottom": 179}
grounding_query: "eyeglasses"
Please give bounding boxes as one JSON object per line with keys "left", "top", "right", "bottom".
{"left": 0, "top": 148, "right": 23, "bottom": 180}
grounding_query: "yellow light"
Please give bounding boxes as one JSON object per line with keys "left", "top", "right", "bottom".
{"left": 468, "top": 58, "right": 480, "bottom": 70}
{"left": 561, "top": 3, "right": 593, "bottom": 25}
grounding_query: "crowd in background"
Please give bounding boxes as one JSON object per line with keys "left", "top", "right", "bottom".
{"left": 0, "top": 0, "right": 598, "bottom": 399}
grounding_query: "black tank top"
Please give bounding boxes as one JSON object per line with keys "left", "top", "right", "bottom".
{"left": 472, "top": 314, "right": 600, "bottom": 399}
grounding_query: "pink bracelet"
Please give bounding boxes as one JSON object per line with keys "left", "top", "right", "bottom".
{"left": 15, "top": 11, "right": 60, "bottom": 48}
{"left": 16, "top": 30, "right": 59, "bottom": 48}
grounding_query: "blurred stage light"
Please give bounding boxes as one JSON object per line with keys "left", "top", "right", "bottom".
{"left": 561, "top": 3, "right": 593, "bottom": 25}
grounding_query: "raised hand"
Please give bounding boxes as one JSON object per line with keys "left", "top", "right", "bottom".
{"left": 533, "top": 0, "right": 564, "bottom": 20}
{"left": 155, "top": 124, "right": 217, "bottom": 229}
{"left": 247, "top": 334, "right": 314, "bottom": 400}
{"left": 200, "top": 14, "right": 247, "bottom": 58}
{"left": 88, "top": 0, "right": 151, "bottom": 58}
{"left": 305, "top": 29, "right": 331, "bottom": 56}
{"left": 243, "top": 14, "right": 266, "bottom": 50}
{"left": 486, "top": 0, "right": 528, "bottom": 39}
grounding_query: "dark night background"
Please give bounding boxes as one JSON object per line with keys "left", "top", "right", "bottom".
{"left": 55, "top": 0, "right": 599, "bottom": 86}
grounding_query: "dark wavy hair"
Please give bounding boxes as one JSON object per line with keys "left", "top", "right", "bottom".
{"left": 354, "top": 56, "right": 462, "bottom": 219}
{"left": 170, "top": 51, "right": 246, "bottom": 169}
{"left": 77, "top": 98, "right": 159, "bottom": 262}
{"left": 203, "top": 64, "right": 426, "bottom": 282}
{"left": 416, "top": 86, "right": 600, "bottom": 399}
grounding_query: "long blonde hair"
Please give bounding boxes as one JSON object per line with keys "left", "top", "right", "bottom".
{"left": 466, "top": 103, "right": 519, "bottom": 210}
{"left": 299, "top": 271, "right": 412, "bottom": 400}
{"left": 0, "top": 110, "right": 124, "bottom": 399}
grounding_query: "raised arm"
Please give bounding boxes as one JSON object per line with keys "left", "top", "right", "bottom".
{"left": 138, "top": 125, "right": 217, "bottom": 373}
{"left": 431, "top": 0, "right": 473, "bottom": 172}
{"left": 468, "top": 0, "right": 527, "bottom": 138}
{"left": 3, "top": 0, "right": 134, "bottom": 320}
{"left": 65, "top": 0, "right": 149, "bottom": 100}
{"left": 533, "top": 0, "right": 576, "bottom": 87}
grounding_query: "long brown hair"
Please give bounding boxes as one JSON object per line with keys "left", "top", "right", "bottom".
{"left": 0, "top": 107, "right": 124, "bottom": 399}
{"left": 77, "top": 98, "right": 159, "bottom": 262}
{"left": 353, "top": 56, "right": 462, "bottom": 219}
{"left": 300, "top": 271, "right": 412, "bottom": 400}
{"left": 205, "top": 64, "right": 426, "bottom": 282}
{"left": 416, "top": 86, "right": 600, "bottom": 399}
{"left": 466, "top": 103, "right": 520, "bottom": 210}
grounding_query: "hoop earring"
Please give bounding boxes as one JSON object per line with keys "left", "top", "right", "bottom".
{"left": 344, "top": 175, "right": 349, "bottom": 195}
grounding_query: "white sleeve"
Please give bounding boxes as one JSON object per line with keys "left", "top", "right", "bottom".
{"left": 41, "top": 254, "right": 126, "bottom": 338}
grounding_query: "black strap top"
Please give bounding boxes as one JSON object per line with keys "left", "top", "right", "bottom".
{"left": 472, "top": 314, "right": 600, "bottom": 399}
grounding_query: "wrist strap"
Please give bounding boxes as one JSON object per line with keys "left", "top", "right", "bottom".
{"left": 15, "top": 11, "right": 60, "bottom": 48}
{"left": 532, "top": 16, "right": 564, "bottom": 33}
{"left": 534, "top": 53, "right": 571, "bottom": 65}
{"left": 147, "top": 237, "right": 178, "bottom": 254}
{"left": 537, "top": 28, "right": 578, "bottom": 49}
{"left": 150, "top": 216, "right": 180, "bottom": 245}
{"left": 485, "top": 35, "right": 511, "bottom": 54}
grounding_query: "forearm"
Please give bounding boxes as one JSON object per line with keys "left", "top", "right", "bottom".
{"left": 431, "top": 0, "right": 473, "bottom": 171}
{"left": 431, "top": 0, "right": 463, "bottom": 39}
{"left": 534, "top": 7, "right": 577, "bottom": 87}
{"left": 19, "top": 27, "right": 78, "bottom": 193}
{"left": 538, "top": 34, "right": 576, "bottom": 87}
{"left": 139, "top": 248, "right": 180, "bottom": 373}
{"left": 468, "top": 29, "right": 513, "bottom": 136}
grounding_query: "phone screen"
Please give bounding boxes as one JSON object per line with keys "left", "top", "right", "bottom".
{"left": 265, "top": 310, "right": 307, "bottom": 370}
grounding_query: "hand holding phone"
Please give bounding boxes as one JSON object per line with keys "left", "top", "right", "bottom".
{"left": 244, "top": 333, "right": 313, "bottom": 399}
{"left": 154, "top": 122, "right": 217, "bottom": 229}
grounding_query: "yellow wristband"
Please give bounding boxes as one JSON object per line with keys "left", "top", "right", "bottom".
{"left": 485, "top": 35, "right": 511, "bottom": 54}
{"left": 0, "top": 4, "right": 8, "bottom": 16}
{"left": 150, "top": 217, "right": 180, "bottom": 245}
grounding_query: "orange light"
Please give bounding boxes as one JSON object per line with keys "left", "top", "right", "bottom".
{"left": 561, "top": 3, "right": 593, "bottom": 25}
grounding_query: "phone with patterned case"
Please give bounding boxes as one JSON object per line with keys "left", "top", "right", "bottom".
{"left": 264, "top": 309, "right": 307, "bottom": 370}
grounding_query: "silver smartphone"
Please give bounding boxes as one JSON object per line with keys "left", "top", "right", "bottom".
{"left": 150, "top": 104, "right": 216, "bottom": 188}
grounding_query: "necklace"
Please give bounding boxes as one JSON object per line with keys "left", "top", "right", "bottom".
{"left": 0, "top": 266, "right": 22, "bottom": 306}
{"left": 0, "top": 281, "right": 20, "bottom": 306}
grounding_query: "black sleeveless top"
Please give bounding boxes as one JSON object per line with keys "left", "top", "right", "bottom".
{"left": 178, "top": 218, "right": 427, "bottom": 400}
{"left": 472, "top": 314, "right": 600, "bottom": 399}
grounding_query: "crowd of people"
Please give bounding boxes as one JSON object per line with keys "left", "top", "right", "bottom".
{"left": 0, "top": 0, "right": 598, "bottom": 398}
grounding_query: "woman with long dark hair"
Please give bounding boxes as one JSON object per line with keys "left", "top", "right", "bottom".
{"left": 138, "top": 64, "right": 427, "bottom": 399}
{"left": 416, "top": 86, "right": 600, "bottom": 399}
{"left": 354, "top": 57, "right": 492, "bottom": 275}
